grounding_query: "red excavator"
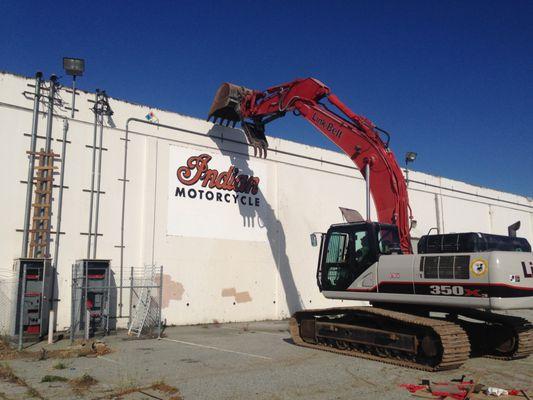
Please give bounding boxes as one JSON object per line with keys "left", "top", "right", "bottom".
{"left": 208, "top": 78, "right": 533, "bottom": 370}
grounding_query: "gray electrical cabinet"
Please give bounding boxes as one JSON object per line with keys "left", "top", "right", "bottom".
{"left": 71, "top": 259, "right": 112, "bottom": 338}
{"left": 12, "top": 258, "right": 53, "bottom": 339}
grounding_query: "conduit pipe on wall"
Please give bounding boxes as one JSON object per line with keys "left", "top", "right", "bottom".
{"left": 48, "top": 118, "right": 69, "bottom": 343}
{"left": 21, "top": 72, "right": 43, "bottom": 257}
{"left": 93, "top": 114, "right": 105, "bottom": 258}
{"left": 41, "top": 76, "right": 58, "bottom": 258}
{"left": 87, "top": 91, "right": 99, "bottom": 258}
{"left": 52, "top": 119, "right": 69, "bottom": 266}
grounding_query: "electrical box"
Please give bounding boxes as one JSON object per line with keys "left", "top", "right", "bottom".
{"left": 12, "top": 258, "right": 53, "bottom": 339}
{"left": 72, "top": 259, "right": 112, "bottom": 338}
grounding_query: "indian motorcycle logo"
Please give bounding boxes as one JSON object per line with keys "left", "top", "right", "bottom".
{"left": 174, "top": 154, "right": 261, "bottom": 207}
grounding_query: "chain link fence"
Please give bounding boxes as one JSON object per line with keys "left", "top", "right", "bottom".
{"left": 0, "top": 271, "right": 17, "bottom": 336}
{"left": 127, "top": 265, "right": 163, "bottom": 338}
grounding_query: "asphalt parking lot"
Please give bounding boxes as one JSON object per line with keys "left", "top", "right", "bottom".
{"left": 1, "top": 317, "right": 532, "bottom": 399}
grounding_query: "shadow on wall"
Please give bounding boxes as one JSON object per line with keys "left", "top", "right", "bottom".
{"left": 207, "top": 125, "right": 303, "bottom": 315}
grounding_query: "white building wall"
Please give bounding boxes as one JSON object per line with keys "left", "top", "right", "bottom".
{"left": 0, "top": 72, "right": 532, "bottom": 331}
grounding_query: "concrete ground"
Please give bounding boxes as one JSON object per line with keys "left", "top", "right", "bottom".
{"left": 1, "top": 318, "right": 532, "bottom": 400}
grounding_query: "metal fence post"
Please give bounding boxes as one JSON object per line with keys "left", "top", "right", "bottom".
{"left": 84, "top": 261, "right": 89, "bottom": 340}
{"left": 158, "top": 265, "right": 163, "bottom": 339}
{"left": 18, "top": 264, "right": 27, "bottom": 351}
{"left": 128, "top": 266, "right": 134, "bottom": 329}
{"left": 105, "top": 268, "right": 111, "bottom": 335}
{"left": 70, "top": 264, "right": 76, "bottom": 344}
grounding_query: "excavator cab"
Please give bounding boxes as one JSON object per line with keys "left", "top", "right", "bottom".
{"left": 314, "top": 222, "right": 401, "bottom": 291}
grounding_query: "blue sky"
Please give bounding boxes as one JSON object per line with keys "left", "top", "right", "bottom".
{"left": 1, "top": 1, "right": 532, "bottom": 197}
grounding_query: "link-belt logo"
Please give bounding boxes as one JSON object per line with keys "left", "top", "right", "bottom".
{"left": 175, "top": 154, "right": 261, "bottom": 207}
{"left": 522, "top": 261, "right": 533, "bottom": 278}
{"left": 311, "top": 112, "right": 342, "bottom": 138}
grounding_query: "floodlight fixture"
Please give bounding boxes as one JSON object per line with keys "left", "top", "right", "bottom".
{"left": 405, "top": 151, "right": 417, "bottom": 165}
{"left": 63, "top": 57, "right": 85, "bottom": 77}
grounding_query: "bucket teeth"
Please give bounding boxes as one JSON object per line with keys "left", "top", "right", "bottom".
{"left": 208, "top": 82, "right": 251, "bottom": 125}
{"left": 208, "top": 83, "right": 268, "bottom": 158}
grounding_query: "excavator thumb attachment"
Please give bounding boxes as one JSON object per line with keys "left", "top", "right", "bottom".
{"left": 207, "top": 83, "right": 251, "bottom": 126}
{"left": 208, "top": 83, "right": 269, "bottom": 158}
{"left": 242, "top": 121, "right": 268, "bottom": 158}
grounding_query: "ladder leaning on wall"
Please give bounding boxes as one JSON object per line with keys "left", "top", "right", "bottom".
{"left": 28, "top": 148, "right": 58, "bottom": 258}
{"left": 128, "top": 264, "right": 160, "bottom": 337}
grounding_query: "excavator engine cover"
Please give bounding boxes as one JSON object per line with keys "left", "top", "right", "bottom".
{"left": 208, "top": 82, "right": 251, "bottom": 125}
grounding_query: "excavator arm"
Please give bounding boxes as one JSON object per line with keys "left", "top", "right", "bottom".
{"left": 208, "top": 78, "right": 413, "bottom": 253}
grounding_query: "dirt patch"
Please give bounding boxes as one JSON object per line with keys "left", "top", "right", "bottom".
{"left": 70, "top": 373, "right": 98, "bottom": 395}
{"left": 93, "top": 380, "right": 183, "bottom": 400}
{"left": 0, "top": 336, "right": 31, "bottom": 361}
{"left": 0, "top": 363, "right": 44, "bottom": 399}
{"left": 152, "top": 381, "right": 179, "bottom": 394}
{"left": 47, "top": 340, "right": 112, "bottom": 359}
{"left": 0, "top": 363, "right": 25, "bottom": 385}
{"left": 0, "top": 339, "right": 112, "bottom": 362}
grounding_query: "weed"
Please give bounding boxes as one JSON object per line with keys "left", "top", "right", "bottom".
{"left": 26, "top": 387, "right": 41, "bottom": 398}
{"left": 0, "top": 335, "right": 10, "bottom": 348}
{"left": 0, "top": 363, "right": 23, "bottom": 385}
{"left": 53, "top": 361, "right": 67, "bottom": 370}
{"left": 0, "top": 364, "right": 44, "bottom": 399}
{"left": 41, "top": 374, "right": 68, "bottom": 383}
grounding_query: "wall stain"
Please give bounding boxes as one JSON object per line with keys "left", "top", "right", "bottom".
{"left": 221, "top": 288, "right": 252, "bottom": 303}
{"left": 157, "top": 273, "right": 184, "bottom": 309}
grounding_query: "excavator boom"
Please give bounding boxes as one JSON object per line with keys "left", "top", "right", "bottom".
{"left": 208, "top": 78, "right": 413, "bottom": 253}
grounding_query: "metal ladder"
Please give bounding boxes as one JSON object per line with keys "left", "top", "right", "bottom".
{"left": 128, "top": 265, "right": 156, "bottom": 337}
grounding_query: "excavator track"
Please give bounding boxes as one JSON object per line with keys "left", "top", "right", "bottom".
{"left": 289, "top": 306, "right": 471, "bottom": 371}
{"left": 456, "top": 310, "right": 533, "bottom": 360}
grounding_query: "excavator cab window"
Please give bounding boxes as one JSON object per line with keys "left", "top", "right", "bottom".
{"left": 320, "top": 223, "right": 379, "bottom": 291}
{"left": 322, "top": 232, "right": 352, "bottom": 290}
{"left": 377, "top": 224, "right": 402, "bottom": 255}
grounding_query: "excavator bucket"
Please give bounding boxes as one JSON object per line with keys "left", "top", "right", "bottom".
{"left": 207, "top": 83, "right": 251, "bottom": 126}
{"left": 208, "top": 82, "right": 269, "bottom": 158}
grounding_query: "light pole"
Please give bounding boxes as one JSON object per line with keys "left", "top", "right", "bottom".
{"left": 48, "top": 57, "right": 85, "bottom": 344}
{"left": 62, "top": 57, "right": 85, "bottom": 118}
{"left": 404, "top": 151, "right": 417, "bottom": 187}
